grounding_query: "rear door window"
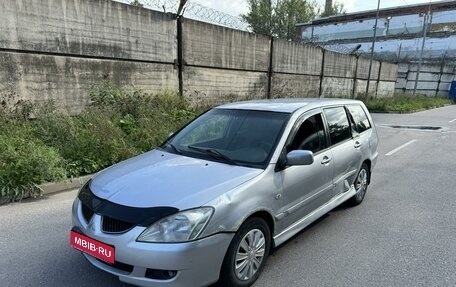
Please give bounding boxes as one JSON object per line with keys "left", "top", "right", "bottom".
{"left": 323, "top": 107, "right": 351, "bottom": 146}
{"left": 346, "top": 104, "right": 371, "bottom": 136}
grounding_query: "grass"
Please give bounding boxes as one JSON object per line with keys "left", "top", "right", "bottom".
{"left": 360, "top": 94, "right": 454, "bottom": 113}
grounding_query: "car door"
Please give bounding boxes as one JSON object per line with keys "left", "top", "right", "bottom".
{"left": 346, "top": 103, "right": 374, "bottom": 162}
{"left": 323, "top": 106, "right": 363, "bottom": 196}
{"left": 275, "top": 110, "right": 334, "bottom": 230}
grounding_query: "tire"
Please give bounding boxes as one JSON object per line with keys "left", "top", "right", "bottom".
{"left": 347, "top": 163, "right": 370, "bottom": 206}
{"left": 218, "top": 218, "right": 271, "bottom": 287}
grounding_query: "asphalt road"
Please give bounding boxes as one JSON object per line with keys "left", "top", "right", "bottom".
{"left": 1, "top": 106, "right": 456, "bottom": 287}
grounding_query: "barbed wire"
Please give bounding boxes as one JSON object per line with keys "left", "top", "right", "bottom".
{"left": 115, "top": 0, "right": 250, "bottom": 31}
{"left": 304, "top": 40, "right": 359, "bottom": 55}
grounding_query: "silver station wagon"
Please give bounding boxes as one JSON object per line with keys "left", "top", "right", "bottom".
{"left": 71, "top": 98, "right": 378, "bottom": 287}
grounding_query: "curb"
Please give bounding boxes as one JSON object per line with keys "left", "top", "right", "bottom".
{"left": 40, "top": 174, "right": 93, "bottom": 195}
{"left": 0, "top": 174, "right": 93, "bottom": 205}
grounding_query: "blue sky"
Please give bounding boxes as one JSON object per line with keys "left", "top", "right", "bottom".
{"left": 195, "top": 0, "right": 437, "bottom": 17}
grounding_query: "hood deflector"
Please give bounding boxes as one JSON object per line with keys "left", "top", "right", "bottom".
{"left": 78, "top": 181, "right": 179, "bottom": 227}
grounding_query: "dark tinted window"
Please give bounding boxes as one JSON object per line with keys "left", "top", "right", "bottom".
{"left": 289, "top": 114, "right": 326, "bottom": 154}
{"left": 323, "top": 107, "right": 351, "bottom": 146}
{"left": 347, "top": 104, "right": 371, "bottom": 135}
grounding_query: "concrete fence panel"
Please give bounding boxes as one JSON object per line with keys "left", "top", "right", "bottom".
{"left": 356, "top": 57, "right": 380, "bottom": 80}
{"left": 394, "top": 62, "right": 454, "bottom": 96}
{"left": 271, "top": 74, "right": 320, "bottom": 98}
{"left": 272, "top": 40, "right": 323, "bottom": 75}
{"left": 0, "top": 52, "right": 178, "bottom": 114}
{"left": 441, "top": 73, "right": 455, "bottom": 82}
{"left": 380, "top": 62, "right": 398, "bottom": 82}
{"left": 405, "top": 81, "right": 439, "bottom": 90}
{"left": 182, "top": 19, "right": 270, "bottom": 71}
{"left": 407, "top": 72, "right": 440, "bottom": 82}
{"left": 183, "top": 67, "right": 268, "bottom": 105}
{"left": 321, "top": 77, "right": 354, "bottom": 98}
{"left": 323, "top": 51, "right": 357, "bottom": 78}
{"left": 0, "top": 0, "right": 177, "bottom": 62}
{"left": 354, "top": 80, "right": 377, "bottom": 97}
{"left": 377, "top": 82, "right": 395, "bottom": 97}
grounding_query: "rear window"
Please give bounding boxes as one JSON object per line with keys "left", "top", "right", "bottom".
{"left": 323, "top": 107, "right": 351, "bottom": 146}
{"left": 347, "top": 104, "right": 371, "bottom": 135}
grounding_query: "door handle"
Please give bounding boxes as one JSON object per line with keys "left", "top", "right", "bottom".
{"left": 354, "top": 141, "right": 362, "bottom": 148}
{"left": 321, "top": 156, "right": 332, "bottom": 165}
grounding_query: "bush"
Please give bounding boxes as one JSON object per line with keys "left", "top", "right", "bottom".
{"left": 33, "top": 108, "right": 137, "bottom": 177}
{"left": 1, "top": 83, "right": 204, "bottom": 202}
{"left": 89, "top": 83, "right": 200, "bottom": 151}
{"left": 0, "top": 132, "right": 66, "bottom": 202}
{"left": 360, "top": 94, "right": 453, "bottom": 113}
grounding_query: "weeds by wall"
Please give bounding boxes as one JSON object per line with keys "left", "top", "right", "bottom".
{"left": 0, "top": 83, "right": 202, "bottom": 202}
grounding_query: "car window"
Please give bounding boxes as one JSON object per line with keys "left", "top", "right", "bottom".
{"left": 169, "top": 109, "right": 290, "bottom": 168}
{"left": 347, "top": 104, "right": 371, "bottom": 136}
{"left": 179, "top": 113, "right": 231, "bottom": 145}
{"left": 289, "top": 114, "right": 326, "bottom": 154}
{"left": 323, "top": 107, "right": 351, "bottom": 146}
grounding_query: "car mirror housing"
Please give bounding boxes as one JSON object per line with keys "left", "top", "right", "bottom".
{"left": 286, "top": 150, "right": 314, "bottom": 166}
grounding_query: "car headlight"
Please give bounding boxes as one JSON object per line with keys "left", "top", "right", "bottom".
{"left": 137, "top": 207, "right": 214, "bottom": 243}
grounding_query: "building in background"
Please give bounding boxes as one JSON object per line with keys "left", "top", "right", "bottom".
{"left": 297, "top": 0, "right": 456, "bottom": 96}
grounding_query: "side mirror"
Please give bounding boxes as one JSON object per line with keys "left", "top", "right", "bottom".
{"left": 286, "top": 150, "right": 314, "bottom": 166}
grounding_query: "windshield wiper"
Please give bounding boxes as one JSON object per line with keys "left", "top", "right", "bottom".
{"left": 162, "top": 142, "right": 182, "bottom": 155}
{"left": 187, "top": 145, "right": 238, "bottom": 166}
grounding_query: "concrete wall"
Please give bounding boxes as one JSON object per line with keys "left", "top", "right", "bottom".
{"left": 271, "top": 40, "right": 322, "bottom": 98}
{"left": 181, "top": 19, "right": 270, "bottom": 103}
{"left": 0, "top": 52, "right": 177, "bottom": 113}
{"left": 272, "top": 40, "right": 323, "bottom": 75}
{"left": 183, "top": 67, "right": 268, "bottom": 104}
{"left": 182, "top": 19, "right": 270, "bottom": 71}
{"left": 270, "top": 39, "right": 396, "bottom": 99}
{"left": 0, "top": 0, "right": 399, "bottom": 113}
{"left": 396, "top": 63, "right": 455, "bottom": 96}
{"left": 0, "top": 0, "right": 177, "bottom": 113}
{"left": 0, "top": 0, "right": 177, "bottom": 61}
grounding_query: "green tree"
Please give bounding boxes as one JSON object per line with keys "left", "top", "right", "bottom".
{"left": 242, "top": 0, "right": 317, "bottom": 40}
{"left": 320, "top": 1, "right": 346, "bottom": 17}
{"left": 130, "top": 0, "right": 143, "bottom": 7}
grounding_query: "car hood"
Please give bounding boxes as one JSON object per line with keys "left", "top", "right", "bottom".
{"left": 90, "top": 149, "right": 263, "bottom": 210}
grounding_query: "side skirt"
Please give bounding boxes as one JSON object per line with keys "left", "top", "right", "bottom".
{"left": 273, "top": 185, "right": 357, "bottom": 247}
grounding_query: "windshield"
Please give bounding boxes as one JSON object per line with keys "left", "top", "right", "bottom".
{"left": 163, "top": 109, "right": 290, "bottom": 168}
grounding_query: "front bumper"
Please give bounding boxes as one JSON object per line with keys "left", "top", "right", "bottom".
{"left": 72, "top": 198, "right": 234, "bottom": 287}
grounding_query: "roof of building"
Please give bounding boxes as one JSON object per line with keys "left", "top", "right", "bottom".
{"left": 297, "top": 0, "right": 456, "bottom": 27}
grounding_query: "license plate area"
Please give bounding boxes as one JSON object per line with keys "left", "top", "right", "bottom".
{"left": 70, "top": 230, "right": 115, "bottom": 264}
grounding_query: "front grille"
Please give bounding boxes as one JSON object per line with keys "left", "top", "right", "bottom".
{"left": 102, "top": 216, "right": 135, "bottom": 233}
{"left": 81, "top": 203, "right": 95, "bottom": 223}
{"left": 96, "top": 258, "right": 134, "bottom": 273}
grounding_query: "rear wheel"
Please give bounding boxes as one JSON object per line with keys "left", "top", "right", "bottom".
{"left": 347, "top": 163, "right": 369, "bottom": 206}
{"left": 218, "top": 218, "right": 271, "bottom": 287}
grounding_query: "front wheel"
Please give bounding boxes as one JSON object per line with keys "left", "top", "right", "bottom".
{"left": 218, "top": 218, "right": 271, "bottom": 287}
{"left": 347, "top": 163, "right": 369, "bottom": 206}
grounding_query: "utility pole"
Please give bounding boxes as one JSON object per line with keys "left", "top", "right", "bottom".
{"left": 413, "top": 3, "right": 432, "bottom": 95}
{"left": 366, "top": 0, "right": 381, "bottom": 98}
